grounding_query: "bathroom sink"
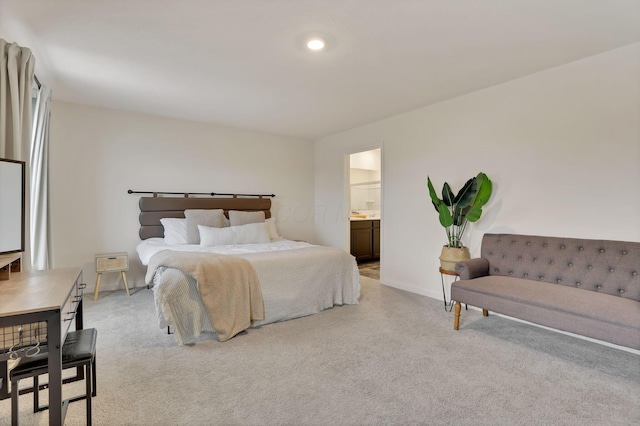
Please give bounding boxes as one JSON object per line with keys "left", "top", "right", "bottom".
{"left": 350, "top": 214, "right": 367, "bottom": 219}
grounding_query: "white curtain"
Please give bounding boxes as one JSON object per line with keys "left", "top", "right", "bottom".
{"left": 30, "top": 85, "right": 52, "bottom": 270}
{"left": 1, "top": 38, "right": 36, "bottom": 269}
{"left": 0, "top": 38, "right": 35, "bottom": 161}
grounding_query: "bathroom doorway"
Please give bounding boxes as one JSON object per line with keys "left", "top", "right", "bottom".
{"left": 348, "top": 148, "right": 381, "bottom": 279}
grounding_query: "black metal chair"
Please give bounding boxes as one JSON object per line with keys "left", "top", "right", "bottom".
{"left": 10, "top": 328, "right": 97, "bottom": 425}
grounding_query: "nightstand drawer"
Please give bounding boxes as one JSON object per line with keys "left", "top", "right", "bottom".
{"left": 95, "top": 252, "right": 128, "bottom": 272}
{"left": 94, "top": 251, "right": 130, "bottom": 300}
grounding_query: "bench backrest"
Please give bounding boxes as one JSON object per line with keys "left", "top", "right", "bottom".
{"left": 480, "top": 233, "right": 640, "bottom": 302}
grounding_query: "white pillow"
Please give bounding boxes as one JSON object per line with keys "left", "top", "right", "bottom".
{"left": 265, "top": 217, "right": 280, "bottom": 241}
{"left": 199, "top": 222, "right": 271, "bottom": 246}
{"left": 160, "top": 218, "right": 188, "bottom": 245}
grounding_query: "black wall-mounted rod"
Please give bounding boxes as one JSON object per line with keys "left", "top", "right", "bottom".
{"left": 127, "top": 190, "right": 275, "bottom": 198}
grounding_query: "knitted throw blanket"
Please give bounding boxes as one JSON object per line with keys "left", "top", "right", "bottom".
{"left": 146, "top": 250, "right": 264, "bottom": 341}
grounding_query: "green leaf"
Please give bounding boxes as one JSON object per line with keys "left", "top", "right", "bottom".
{"left": 438, "top": 201, "right": 453, "bottom": 227}
{"left": 427, "top": 177, "right": 442, "bottom": 213}
{"left": 453, "top": 177, "right": 477, "bottom": 208}
{"left": 442, "top": 182, "right": 455, "bottom": 206}
{"left": 466, "top": 173, "right": 493, "bottom": 222}
{"left": 466, "top": 205, "right": 483, "bottom": 222}
{"left": 453, "top": 206, "right": 471, "bottom": 226}
{"left": 474, "top": 172, "right": 492, "bottom": 207}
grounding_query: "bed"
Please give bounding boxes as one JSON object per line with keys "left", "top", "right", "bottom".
{"left": 135, "top": 195, "right": 360, "bottom": 345}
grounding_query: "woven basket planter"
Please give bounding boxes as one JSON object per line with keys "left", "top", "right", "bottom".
{"left": 439, "top": 245, "right": 470, "bottom": 272}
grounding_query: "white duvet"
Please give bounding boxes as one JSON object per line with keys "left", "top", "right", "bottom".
{"left": 137, "top": 238, "right": 319, "bottom": 265}
{"left": 137, "top": 239, "right": 360, "bottom": 344}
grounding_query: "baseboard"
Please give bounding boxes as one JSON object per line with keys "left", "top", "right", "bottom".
{"left": 379, "top": 279, "right": 442, "bottom": 300}
{"left": 476, "top": 309, "right": 640, "bottom": 355}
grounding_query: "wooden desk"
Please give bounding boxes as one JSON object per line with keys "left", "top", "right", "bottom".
{"left": 0, "top": 267, "right": 84, "bottom": 426}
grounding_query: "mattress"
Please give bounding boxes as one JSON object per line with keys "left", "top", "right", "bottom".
{"left": 137, "top": 238, "right": 361, "bottom": 345}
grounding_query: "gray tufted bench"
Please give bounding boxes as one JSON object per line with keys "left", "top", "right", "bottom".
{"left": 451, "top": 233, "right": 640, "bottom": 350}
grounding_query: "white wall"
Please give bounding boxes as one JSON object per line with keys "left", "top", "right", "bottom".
{"left": 315, "top": 43, "right": 640, "bottom": 299}
{"left": 50, "top": 102, "right": 315, "bottom": 291}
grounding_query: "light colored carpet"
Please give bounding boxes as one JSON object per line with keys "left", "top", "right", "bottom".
{"left": 1, "top": 277, "right": 639, "bottom": 425}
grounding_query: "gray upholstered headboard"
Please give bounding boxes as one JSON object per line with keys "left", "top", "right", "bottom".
{"left": 138, "top": 196, "right": 272, "bottom": 240}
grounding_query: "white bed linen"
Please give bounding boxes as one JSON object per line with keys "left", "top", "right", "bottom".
{"left": 137, "top": 238, "right": 311, "bottom": 265}
{"left": 137, "top": 238, "right": 360, "bottom": 344}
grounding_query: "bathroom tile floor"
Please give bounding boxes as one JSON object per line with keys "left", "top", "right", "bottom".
{"left": 358, "top": 261, "right": 380, "bottom": 280}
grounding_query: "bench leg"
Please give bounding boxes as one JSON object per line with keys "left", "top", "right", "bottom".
{"left": 92, "top": 357, "right": 97, "bottom": 397}
{"left": 86, "top": 362, "right": 92, "bottom": 426}
{"left": 482, "top": 309, "right": 489, "bottom": 316}
{"left": 11, "top": 377, "right": 18, "bottom": 425}
{"left": 33, "top": 375, "right": 39, "bottom": 413}
{"left": 454, "top": 301, "right": 461, "bottom": 330}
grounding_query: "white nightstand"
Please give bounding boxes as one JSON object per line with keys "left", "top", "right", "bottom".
{"left": 94, "top": 252, "right": 130, "bottom": 300}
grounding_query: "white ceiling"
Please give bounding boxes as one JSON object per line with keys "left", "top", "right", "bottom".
{"left": 1, "top": 0, "right": 639, "bottom": 139}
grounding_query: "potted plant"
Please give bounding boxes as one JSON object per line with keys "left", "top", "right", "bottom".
{"left": 427, "top": 172, "right": 493, "bottom": 271}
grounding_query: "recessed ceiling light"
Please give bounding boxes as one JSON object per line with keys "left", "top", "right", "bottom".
{"left": 307, "top": 38, "right": 325, "bottom": 51}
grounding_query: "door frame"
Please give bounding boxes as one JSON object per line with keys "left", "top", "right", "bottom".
{"left": 345, "top": 144, "right": 383, "bottom": 269}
